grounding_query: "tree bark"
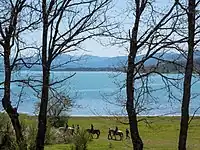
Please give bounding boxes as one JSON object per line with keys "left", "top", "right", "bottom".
{"left": 36, "top": 0, "right": 49, "bottom": 149}
{"left": 36, "top": 69, "right": 50, "bottom": 150}
{"left": 126, "top": 53, "right": 143, "bottom": 150}
{"left": 126, "top": 10, "right": 143, "bottom": 148}
{"left": 2, "top": 44, "right": 27, "bottom": 150}
{"left": 178, "top": 0, "right": 195, "bottom": 150}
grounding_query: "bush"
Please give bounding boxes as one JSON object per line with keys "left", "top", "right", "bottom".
{"left": 45, "top": 123, "right": 57, "bottom": 145}
{"left": 0, "top": 132, "right": 17, "bottom": 150}
{"left": 71, "top": 129, "right": 92, "bottom": 150}
{"left": 0, "top": 113, "right": 10, "bottom": 130}
{"left": 0, "top": 122, "right": 17, "bottom": 150}
{"left": 27, "top": 124, "right": 37, "bottom": 150}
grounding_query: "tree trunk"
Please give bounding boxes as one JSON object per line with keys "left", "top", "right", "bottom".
{"left": 178, "top": 0, "right": 195, "bottom": 150}
{"left": 128, "top": 113, "right": 143, "bottom": 150}
{"left": 126, "top": 2, "right": 143, "bottom": 147}
{"left": 36, "top": 0, "right": 49, "bottom": 149}
{"left": 2, "top": 44, "right": 27, "bottom": 150}
{"left": 127, "top": 106, "right": 143, "bottom": 150}
{"left": 36, "top": 69, "right": 49, "bottom": 150}
{"left": 126, "top": 53, "right": 143, "bottom": 150}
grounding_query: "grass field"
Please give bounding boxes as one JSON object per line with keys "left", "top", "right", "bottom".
{"left": 44, "top": 116, "right": 200, "bottom": 150}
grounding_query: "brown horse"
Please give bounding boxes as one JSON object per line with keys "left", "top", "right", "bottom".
{"left": 86, "top": 128, "right": 100, "bottom": 139}
{"left": 86, "top": 124, "right": 100, "bottom": 139}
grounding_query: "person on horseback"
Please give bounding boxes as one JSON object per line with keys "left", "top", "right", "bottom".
{"left": 77, "top": 124, "right": 80, "bottom": 133}
{"left": 91, "top": 124, "right": 94, "bottom": 132}
{"left": 114, "top": 126, "right": 118, "bottom": 135}
{"left": 64, "top": 122, "right": 69, "bottom": 132}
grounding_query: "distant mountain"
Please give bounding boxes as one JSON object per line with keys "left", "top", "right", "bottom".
{"left": 1, "top": 51, "right": 200, "bottom": 71}
{"left": 51, "top": 55, "right": 127, "bottom": 69}
{"left": 50, "top": 52, "right": 196, "bottom": 69}
{"left": 51, "top": 52, "right": 184, "bottom": 69}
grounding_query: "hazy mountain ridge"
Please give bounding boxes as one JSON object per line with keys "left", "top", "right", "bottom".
{"left": 50, "top": 52, "right": 200, "bottom": 70}
{"left": 1, "top": 51, "right": 200, "bottom": 71}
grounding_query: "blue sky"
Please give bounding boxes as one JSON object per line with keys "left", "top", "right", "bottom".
{"left": 23, "top": 0, "right": 173, "bottom": 58}
{"left": 79, "top": 0, "right": 173, "bottom": 57}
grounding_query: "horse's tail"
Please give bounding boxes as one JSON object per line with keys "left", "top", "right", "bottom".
{"left": 97, "top": 130, "right": 100, "bottom": 138}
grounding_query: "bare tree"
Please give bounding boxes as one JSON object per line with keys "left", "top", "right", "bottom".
{"left": 34, "top": 91, "right": 72, "bottom": 128}
{"left": 35, "top": 0, "right": 113, "bottom": 149}
{"left": 178, "top": 0, "right": 200, "bottom": 149}
{"left": 0, "top": 0, "right": 39, "bottom": 149}
{"left": 118, "top": 1, "right": 180, "bottom": 149}
{"left": 34, "top": 91, "right": 72, "bottom": 117}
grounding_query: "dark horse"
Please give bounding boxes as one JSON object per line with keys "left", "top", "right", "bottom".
{"left": 108, "top": 127, "right": 123, "bottom": 141}
{"left": 86, "top": 124, "right": 100, "bottom": 139}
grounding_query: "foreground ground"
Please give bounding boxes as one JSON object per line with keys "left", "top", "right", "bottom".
{"left": 44, "top": 116, "right": 200, "bottom": 150}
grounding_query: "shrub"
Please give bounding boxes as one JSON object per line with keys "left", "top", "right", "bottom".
{"left": 45, "top": 123, "right": 57, "bottom": 145}
{"left": 0, "top": 122, "right": 17, "bottom": 150}
{"left": 71, "top": 129, "right": 92, "bottom": 150}
{"left": 27, "top": 124, "right": 37, "bottom": 150}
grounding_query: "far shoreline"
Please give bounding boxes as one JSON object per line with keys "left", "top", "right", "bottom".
{"left": 15, "top": 112, "right": 200, "bottom": 117}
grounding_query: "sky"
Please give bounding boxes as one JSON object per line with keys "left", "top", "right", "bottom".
{"left": 80, "top": 0, "right": 129, "bottom": 57}
{"left": 23, "top": 0, "right": 173, "bottom": 58}
{"left": 77, "top": 0, "right": 173, "bottom": 57}
{"left": 80, "top": 39, "right": 128, "bottom": 57}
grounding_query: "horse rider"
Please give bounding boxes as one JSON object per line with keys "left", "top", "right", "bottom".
{"left": 91, "top": 124, "right": 94, "bottom": 131}
{"left": 64, "top": 122, "right": 69, "bottom": 132}
{"left": 77, "top": 124, "right": 80, "bottom": 133}
{"left": 114, "top": 126, "right": 118, "bottom": 135}
{"left": 71, "top": 124, "right": 75, "bottom": 135}
{"left": 126, "top": 128, "right": 130, "bottom": 139}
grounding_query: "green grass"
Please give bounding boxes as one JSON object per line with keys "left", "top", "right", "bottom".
{"left": 44, "top": 116, "right": 200, "bottom": 150}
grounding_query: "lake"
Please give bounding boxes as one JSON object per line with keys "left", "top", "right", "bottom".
{"left": 1, "top": 71, "right": 200, "bottom": 116}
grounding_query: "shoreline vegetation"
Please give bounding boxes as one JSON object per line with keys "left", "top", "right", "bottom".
{"left": 17, "top": 65, "right": 199, "bottom": 73}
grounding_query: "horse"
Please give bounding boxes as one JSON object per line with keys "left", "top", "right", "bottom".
{"left": 86, "top": 128, "right": 101, "bottom": 139}
{"left": 65, "top": 126, "right": 75, "bottom": 135}
{"left": 86, "top": 124, "right": 100, "bottom": 139}
{"left": 58, "top": 125, "right": 75, "bottom": 135}
{"left": 108, "top": 128, "right": 123, "bottom": 141}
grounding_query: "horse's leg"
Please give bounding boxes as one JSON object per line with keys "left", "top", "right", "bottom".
{"left": 91, "top": 133, "right": 93, "bottom": 139}
{"left": 96, "top": 133, "right": 98, "bottom": 139}
{"left": 108, "top": 133, "right": 112, "bottom": 140}
{"left": 121, "top": 133, "right": 123, "bottom": 141}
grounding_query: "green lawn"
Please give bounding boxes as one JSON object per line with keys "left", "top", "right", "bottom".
{"left": 44, "top": 116, "right": 200, "bottom": 150}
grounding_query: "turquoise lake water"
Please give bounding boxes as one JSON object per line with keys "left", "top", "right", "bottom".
{"left": 1, "top": 71, "right": 200, "bottom": 116}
